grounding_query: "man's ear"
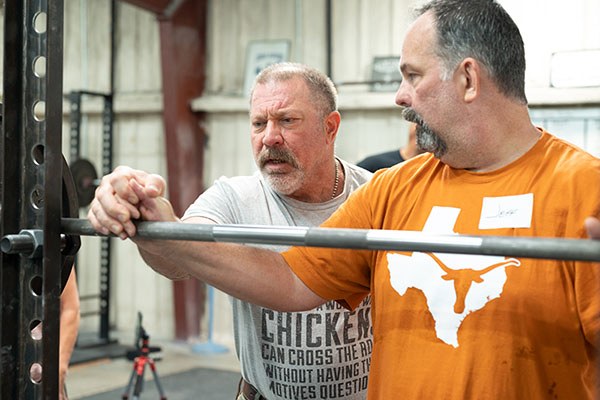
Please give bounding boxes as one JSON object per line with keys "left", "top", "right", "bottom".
{"left": 456, "top": 58, "right": 480, "bottom": 103}
{"left": 324, "top": 111, "right": 341, "bottom": 143}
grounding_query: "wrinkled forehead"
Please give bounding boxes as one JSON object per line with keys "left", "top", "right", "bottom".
{"left": 250, "top": 78, "right": 311, "bottom": 115}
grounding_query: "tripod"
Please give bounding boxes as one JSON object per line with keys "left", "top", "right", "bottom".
{"left": 122, "top": 312, "right": 167, "bottom": 399}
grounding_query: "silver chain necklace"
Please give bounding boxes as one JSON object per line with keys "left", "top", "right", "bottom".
{"left": 332, "top": 160, "right": 340, "bottom": 199}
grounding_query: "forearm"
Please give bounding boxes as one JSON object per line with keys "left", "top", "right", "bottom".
{"left": 59, "top": 270, "right": 80, "bottom": 398}
{"left": 137, "top": 241, "right": 192, "bottom": 280}
{"left": 59, "top": 308, "right": 79, "bottom": 377}
{"left": 134, "top": 238, "right": 325, "bottom": 311}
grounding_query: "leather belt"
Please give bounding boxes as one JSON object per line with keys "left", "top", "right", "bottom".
{"left": 240, "top": 378, "right": 266, "bottom": 400}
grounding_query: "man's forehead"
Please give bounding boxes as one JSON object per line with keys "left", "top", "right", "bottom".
{"left": 251, "top": 80, "right": 309, "bottom": 114}
{"left": 399, "top": 13, "right": 436, "bottom": 66}
{"left": 250, "top": 97, "right": 302, "bottom": 118}
{"left": 403, "top": 12, "right": 435, "bottom": 47}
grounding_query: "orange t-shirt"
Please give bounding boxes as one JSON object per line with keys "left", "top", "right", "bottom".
{"left": 283, "top": 131, "right": 600, "bottom": 399}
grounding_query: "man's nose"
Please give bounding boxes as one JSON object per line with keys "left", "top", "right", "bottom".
{"left": 395, "top": 79, "right": 411, "bottom": 108}
{"left": 263, "top": 121, "right": 284, "bottom": 146}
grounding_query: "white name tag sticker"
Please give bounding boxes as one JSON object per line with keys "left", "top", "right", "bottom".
{"left": 479, "top": 193, "right": 533, "bottom": 229}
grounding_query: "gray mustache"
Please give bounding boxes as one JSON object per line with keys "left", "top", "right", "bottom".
{"left": 401, "top": 107, "right": 425, "bottom": 126}
{"left": 258, "top": 148, "right": 298, "bottom": 169}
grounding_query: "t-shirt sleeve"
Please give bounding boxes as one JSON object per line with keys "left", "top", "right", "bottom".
{"left": 282, "top": 182, "right": 375, "bottom": 309}
{"left": 182, "top": 178, "right": 239, "bottom": 224}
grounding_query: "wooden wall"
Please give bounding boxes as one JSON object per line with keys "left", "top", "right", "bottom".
{"left": 1, "top": 0, "right": 599, "bottom": 347}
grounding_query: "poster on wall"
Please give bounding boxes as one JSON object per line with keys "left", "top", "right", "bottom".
{"left": 370, "top": 56, "right": 402, "bottom": 92}
{"left": 243, "top": 40, "right": 291, "bottom": 97}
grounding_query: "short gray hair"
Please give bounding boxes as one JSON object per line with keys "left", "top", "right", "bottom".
{"left": 417, "top": 0, "right": 527, "bottom": 104}
{"left": 250, "top": 62, "right": 338, "bottom": 117}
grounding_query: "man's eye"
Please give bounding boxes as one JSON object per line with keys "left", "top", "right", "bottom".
{"left": 252, "top": 121, "right": 266, "bottom": 129}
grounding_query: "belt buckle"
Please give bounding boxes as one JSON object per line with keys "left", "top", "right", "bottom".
{"left": 242, "top": 380, "right": 262, "bottom": 400}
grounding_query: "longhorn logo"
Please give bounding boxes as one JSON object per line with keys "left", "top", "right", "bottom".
{"left": 426, "top": 252, "right": 521, "bottom": 313}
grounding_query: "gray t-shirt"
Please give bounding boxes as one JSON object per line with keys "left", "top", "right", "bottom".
{"left": 183, "top": 159, "right": 373, "bottom": 400}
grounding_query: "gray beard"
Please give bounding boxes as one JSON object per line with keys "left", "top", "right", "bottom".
{"left": 257, "top": 146, "right": 304, "bottom": 195}
{"left": 402, "top": 108, "right": 448, "bottom": 159}
{"left": 262, "top": 171, "right": 303, "bottom": 196}
{"left": 416, "top": 126, "right": 447, "bottom": 159}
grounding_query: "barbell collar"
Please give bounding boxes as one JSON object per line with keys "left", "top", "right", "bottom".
{"left": 1, "top": 229, "right": 44, "bottom": 258}
{"left": 60, "top": 218, "right": 600, "bottom": 262}
{"left": 1, "top": 230, "right": 75, "bottom": 258}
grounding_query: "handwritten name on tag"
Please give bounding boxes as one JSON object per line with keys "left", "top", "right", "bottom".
{"left": 479, "top": 193, "right": 533, "bottom": 229}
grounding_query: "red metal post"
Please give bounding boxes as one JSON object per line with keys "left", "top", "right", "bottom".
{"left": 121, "top": 0, "right": 209, "bottom": 340}
{"left": 158, "top": 0, "right": 208, "bottom": 340}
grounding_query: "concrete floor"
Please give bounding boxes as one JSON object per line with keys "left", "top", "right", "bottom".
{"left": 68, "top": 340, "right": 241, "bottom": 400}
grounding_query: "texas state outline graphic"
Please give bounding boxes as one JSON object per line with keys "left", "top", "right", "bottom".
{"left": 387, "top": 206, "right": 520, "bottom": 347}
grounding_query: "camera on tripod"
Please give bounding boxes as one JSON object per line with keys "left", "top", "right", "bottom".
{"left": 126, "top": 312, "right": 162, "bottom": 361}
{"left": 122, "top": 311, "right": 167, "bottom": 400}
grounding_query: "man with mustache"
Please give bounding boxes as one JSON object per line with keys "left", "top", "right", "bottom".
{"left": 92, "top": 63, "right": 373, "bottom": 400}
{"left": 89, "top": 0, "right": 600, "bottom": 398}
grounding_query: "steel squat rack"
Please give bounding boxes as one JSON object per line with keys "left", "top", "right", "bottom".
{"left": 1, "top": 1, "right": 599, "bottom": 399}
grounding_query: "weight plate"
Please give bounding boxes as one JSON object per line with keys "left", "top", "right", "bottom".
{"left": 69, "top": 158, "right": 98, "bottom": 207}
{"left": 61, "top": 156, "right": 81, "bottom": 291}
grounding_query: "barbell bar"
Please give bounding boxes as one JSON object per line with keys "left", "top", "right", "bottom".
{"left": 58, "top": 218, "right": 600, "bottom": 262}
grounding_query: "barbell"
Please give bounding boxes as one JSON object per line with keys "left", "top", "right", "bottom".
{"left": 2, "top": 217, "right": 599, "bottom": 262}
{"left": 59, "top": 217, "right": 600, "bottom": 262}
